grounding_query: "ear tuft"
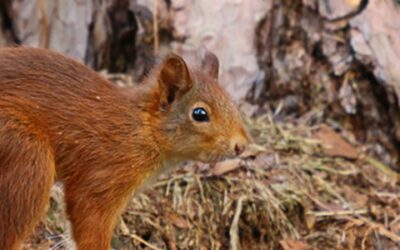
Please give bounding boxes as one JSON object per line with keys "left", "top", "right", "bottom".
{"left": 200, "top": 49, "right": 219, "bottom": 79}
{"left": 158, "top": 54, "right": 192, "bottom": 106}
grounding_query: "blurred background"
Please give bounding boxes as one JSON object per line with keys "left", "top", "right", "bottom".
{"left": 2, "top": 0, "right": 400, "bottom": 249}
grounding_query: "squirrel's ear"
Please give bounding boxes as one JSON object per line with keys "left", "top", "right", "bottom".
{"left": 158, "top": 54, "right": 193, "bottom": 105}
{"left": 200, "top": 50, "right": 219, "bottom": 79}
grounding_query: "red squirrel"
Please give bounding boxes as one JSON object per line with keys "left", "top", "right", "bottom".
{"left": 0, "top": 47, "right": 249, "bottom": 250}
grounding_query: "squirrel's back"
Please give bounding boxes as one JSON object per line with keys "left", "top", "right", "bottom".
{"left": 0, "top": 47, "right": 125, "bottom": 115}
{"left": 0, "top": 47, "right": 146, "bottom": 174}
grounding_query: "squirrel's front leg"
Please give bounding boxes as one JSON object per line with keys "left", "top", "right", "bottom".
{"left": 64, "top": 177, "right": 136, "bottom": 250}
{"left": 66, "top": 204, "right": 117, "bottom": 250}
{"left": 62, "top": 158, "right": 160, "bottom": 250}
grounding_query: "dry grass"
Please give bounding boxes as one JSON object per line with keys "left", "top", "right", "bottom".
{"left": 25, "top": 111, "right": 400, "bottom": 250}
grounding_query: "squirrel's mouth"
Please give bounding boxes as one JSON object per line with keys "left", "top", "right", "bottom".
{"left": 198, "top": 151, "right": 237, "bottom": 163}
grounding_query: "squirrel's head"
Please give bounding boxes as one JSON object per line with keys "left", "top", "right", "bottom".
{"left": 146, "top": 50, "right": 250, "bottom": 163}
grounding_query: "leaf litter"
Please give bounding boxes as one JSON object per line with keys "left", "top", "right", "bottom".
{"left": 24, "top": 97, "right": 400, "bottom": 250}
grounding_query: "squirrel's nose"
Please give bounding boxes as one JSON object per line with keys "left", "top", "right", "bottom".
{"left": 232, "top": 132, "right": 250, "bottom": 156}
{"left": 235, "top": 143, "right": 246, "bottom": 156}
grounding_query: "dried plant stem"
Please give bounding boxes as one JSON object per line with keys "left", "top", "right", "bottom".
{"left": 306, "top": 209, "right": 368, "bottom": 217}
{"left": 130, "top": 233, "right": 162, "bottom": 250}
{"left": 38, "top": 0, "right": 49, "bottom": 48}
{"left": 230, "top": 196, "right": 244, "bottom": 250}
{"left": 365, "top": 157, "right": 400, "bottom": 181}
{"left": 153, "top": 0, "right": 159, "bottom": 54}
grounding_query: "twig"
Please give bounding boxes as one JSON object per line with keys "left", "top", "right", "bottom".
{"left": 230, "top": 196, "right": 244, "bottom": 250}
{"left": 315, "top": 175, "right": 350, "bottom": 208}
{"left": 303, "top": 191, "right": 338, "bottom": 211}
{"left": 306, "top": 209, "right": 368, "bottom": 217}
{"left": 196, "top": 175, "right": 206, "bottom": 203}
{"left": 365, "top": 156, "right": 400, "bottom": 181}
{"left": 130, "top": 233, "right": 162, "bottom": 250}
{"left": 38, "top": 0, "right": 49, "bottom": 48}
{"left": 152, "top": 0, "right": 159, "bottom": 54}
{"left": 361, "top": 226, "right": 374, "bottom": 250}
{"left": 346, "top": 216, "right": 400, "bottom": 244}
{"left": 390, "top": 214, "right": 400, "bottom": 228}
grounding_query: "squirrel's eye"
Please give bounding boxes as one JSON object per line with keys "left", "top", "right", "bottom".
{"left": 192, "top": 107, "right": 209, "bottom": 122}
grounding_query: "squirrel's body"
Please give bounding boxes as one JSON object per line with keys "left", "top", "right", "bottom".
{"left": 0, "top": 47, "right": 249, "bottom": 250}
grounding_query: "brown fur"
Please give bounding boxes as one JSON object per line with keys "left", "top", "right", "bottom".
{"left": 0, "top": 47, "right": 249, "bottom": 249}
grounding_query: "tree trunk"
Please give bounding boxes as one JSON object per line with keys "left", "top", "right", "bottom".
{"left": 253, "top": 0, "right": 400, "bottom": 168}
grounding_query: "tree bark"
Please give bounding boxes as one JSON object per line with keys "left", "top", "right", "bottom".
{"left": 253, "top": 0, "right": 400, "bottom": 168}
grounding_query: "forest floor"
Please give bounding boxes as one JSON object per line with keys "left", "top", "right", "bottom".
{"left": 25, "top": 109, "right": 400, "bottom": 250}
